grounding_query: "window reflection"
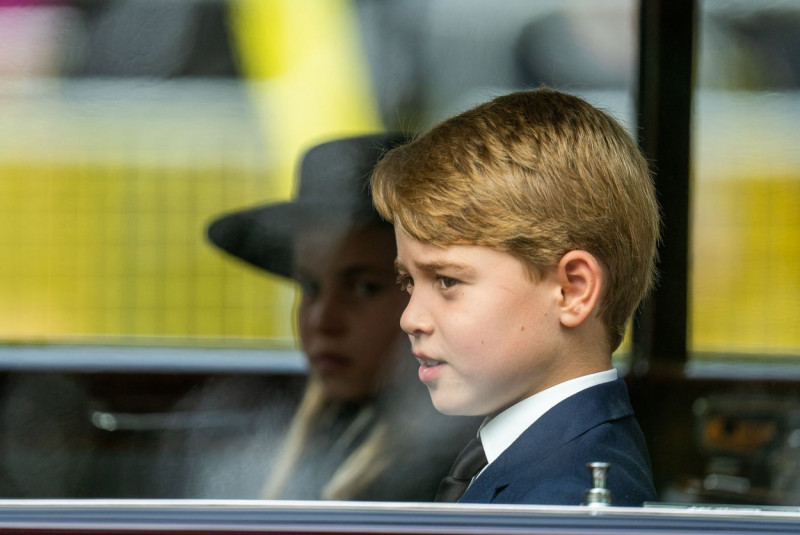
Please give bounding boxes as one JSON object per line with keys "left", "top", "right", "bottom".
{"left": 0, "top": 0, "right": 640, "bottom": 500}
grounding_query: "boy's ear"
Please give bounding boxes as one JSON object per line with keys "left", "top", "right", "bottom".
{"left": 556, "top": 250, "right": 602, "bottom": 328}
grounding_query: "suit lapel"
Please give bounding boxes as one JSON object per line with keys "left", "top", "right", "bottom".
{"left": 459, "top": 379, "right": 634, "bottom": 502}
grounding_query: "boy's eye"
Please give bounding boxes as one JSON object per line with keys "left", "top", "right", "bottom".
{"left": 396, "top": 273, "right": 413, "bottom": 293}
{"left": 438, "top": 276, "right": 459, "bottom": 290}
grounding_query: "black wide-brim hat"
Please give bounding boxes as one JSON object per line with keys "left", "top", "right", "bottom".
{"left": 207, "top": 133, "right": 410, "bottom": 278}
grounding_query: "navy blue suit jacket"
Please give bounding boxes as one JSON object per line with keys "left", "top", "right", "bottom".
{"left": 459, "top": 379, "right": 656, "bottom": 506}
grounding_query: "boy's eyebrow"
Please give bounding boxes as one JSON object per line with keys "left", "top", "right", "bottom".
{"left": 394, "top": 258, "right": 475, "bottom": 276}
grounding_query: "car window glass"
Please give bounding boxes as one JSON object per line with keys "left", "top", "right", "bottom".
{"left": 691, "top": 0, "right": 800, "bottom": 360}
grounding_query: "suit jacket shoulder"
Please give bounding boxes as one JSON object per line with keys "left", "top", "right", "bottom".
{"left": 459, "top": 379, "right": 656, "bottom": 506}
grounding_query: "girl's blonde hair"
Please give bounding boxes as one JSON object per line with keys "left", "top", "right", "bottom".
{"left": 261, "top": 380, "right": 394, "bottom": 500}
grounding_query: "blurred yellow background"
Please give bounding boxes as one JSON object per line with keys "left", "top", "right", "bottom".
{"left": 0, "top": 0, "right": 797, "bottom": 358}
{"left": 0, "top": 0, "right": 380, "bottom": 346}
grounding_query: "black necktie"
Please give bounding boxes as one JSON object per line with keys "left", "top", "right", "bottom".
{"left": 434, "top": 436, "right": 488, "bottom": 502}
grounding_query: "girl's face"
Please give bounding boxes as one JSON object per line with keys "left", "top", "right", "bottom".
{"left": 294, "top": 225, "right": 408, "bottom": 401}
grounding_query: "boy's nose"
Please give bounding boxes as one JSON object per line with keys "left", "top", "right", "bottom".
{"left": 399, "top": 292, "right": 433, "bottom": 336}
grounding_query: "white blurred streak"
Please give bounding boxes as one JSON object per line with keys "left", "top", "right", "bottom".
{"left": 0, "top": 78, "right": 271, "bottom": 169}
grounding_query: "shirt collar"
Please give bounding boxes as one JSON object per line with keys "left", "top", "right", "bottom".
{"left": 478, "top": 369, "right": 618, "bottom": 465}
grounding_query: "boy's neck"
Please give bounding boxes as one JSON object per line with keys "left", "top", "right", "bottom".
{"left": 489, "top": 361, "right": 614, "bottom": 419}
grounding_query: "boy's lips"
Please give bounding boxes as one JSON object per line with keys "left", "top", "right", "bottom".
{"left": 414, "top": 353, "right": 446, "bottom": 383}
{"left": 416, "top": 356, "right": 443, "bottom": 367}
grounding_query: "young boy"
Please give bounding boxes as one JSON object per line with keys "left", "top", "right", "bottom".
{"left": 370, "top": 88, "right": 659, "bottom": 506}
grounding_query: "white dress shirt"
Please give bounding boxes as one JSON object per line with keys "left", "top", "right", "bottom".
{"left": 479, "top": 369, "right": 618, "bottom": 467}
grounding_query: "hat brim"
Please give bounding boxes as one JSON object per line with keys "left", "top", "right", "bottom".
{"left": 207, "top": 199, "right": 384, "bottom": 279}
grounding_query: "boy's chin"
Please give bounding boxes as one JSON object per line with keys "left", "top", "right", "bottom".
{"left": 427, "top": 390, "right": 485, "bottom": 417}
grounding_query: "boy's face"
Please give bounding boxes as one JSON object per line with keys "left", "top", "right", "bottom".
{"left": 395, "top": 229, "right": 567, "bottom": 417}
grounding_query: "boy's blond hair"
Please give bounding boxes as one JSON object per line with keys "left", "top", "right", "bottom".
{"left": 371, "top": 88, "right": 660, "bottom": 350}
